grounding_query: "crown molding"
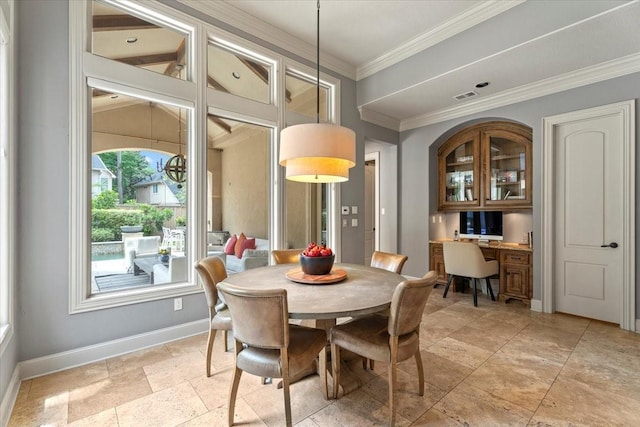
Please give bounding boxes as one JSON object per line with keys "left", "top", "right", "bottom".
{"left": 356, "top": 0, "right": 525, "bottom": 81}
{"left": 177, "top": 0, "right": 356, "bottom": 80}
{"left": 399, "top": 52, "right": 640, "bottom": 132}
{"left": 358, "top": 107, "right": 401, "bottom": 132}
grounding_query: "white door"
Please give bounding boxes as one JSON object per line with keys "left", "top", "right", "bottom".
{"left": 554, "top": 114, "right": 624, "bottom": 323}
{"left": 364, "top": 158, "right": 376, "bottom": 265}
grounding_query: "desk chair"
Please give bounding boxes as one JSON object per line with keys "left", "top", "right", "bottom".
{"left": 217, "top": 282, "right": 327, "bottom": 427}
{"left": 194, "top": 256, "right": 232, "bottom": 377}
{"left": 272, "top": 249, "right": 304, "bottom": 264}
{"left": 442, "top": 241, "right": 497, "bottom": 307}
{"left": 370, "top": 251, "right": 408, "bottom": 274}
{"left": 330, "top": 271, "right": 437, "bottom": 426}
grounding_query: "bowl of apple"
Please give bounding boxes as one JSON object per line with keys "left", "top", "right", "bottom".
{"left": 299, "top": 243, "right": 334, "bottom": 275}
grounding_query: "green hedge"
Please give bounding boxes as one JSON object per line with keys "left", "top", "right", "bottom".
{"left": 91, "top": 209, "right": 143, "bottom": 241}
{"left": 91, "top": 228, "right": 115, "bottom": 242}
{"left": 91, "top": 205, "right": 173, "bottom": 241}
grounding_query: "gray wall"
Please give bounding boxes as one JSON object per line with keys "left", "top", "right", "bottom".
{"left": 15, "top": 0, "right": 208, "bottom": 362}
{"left": 399, "top": 72, "right": 639, "bottom": 314}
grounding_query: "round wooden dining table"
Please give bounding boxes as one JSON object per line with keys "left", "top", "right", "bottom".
{"left": 220, "top": 262, "right": 406, "bottom": 398}
{"left": 220, "top": 263, "right": 405, "bottom": 321}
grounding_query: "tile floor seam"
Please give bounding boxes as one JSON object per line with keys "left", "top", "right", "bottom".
{"left": 523, "top": 318, "right": 593, "bottom": 425}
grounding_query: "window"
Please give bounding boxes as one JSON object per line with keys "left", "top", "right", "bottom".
{"left": 91, "top": 0, "right": 189, "bottom": 81}
{"left": 0, "top": 0, "right": 13, "bottom": 348}
{"left": 70, "top": 1, "right": 343, "bottom": 312}
{"left": 208, "top": 41, "right": 274, "bottom": 104}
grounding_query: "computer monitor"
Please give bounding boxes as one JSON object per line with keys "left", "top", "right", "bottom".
{"left": 459, "top": 211, "right": 503, "bottom": 241}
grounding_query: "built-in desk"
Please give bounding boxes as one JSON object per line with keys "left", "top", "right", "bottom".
{"left": 429, "top": 240, "right": 533, "bottom": 306}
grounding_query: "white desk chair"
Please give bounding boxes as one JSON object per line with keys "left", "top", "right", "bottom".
{"left": 442, "top": 241, "right": 498, "bottom": 306}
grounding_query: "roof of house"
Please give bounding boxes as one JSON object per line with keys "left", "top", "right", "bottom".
{"left": 92, "top": 154, "right": 115, "bottom": 177}
{"left": 133, "top": 172, "right": 182, "bottom": 196}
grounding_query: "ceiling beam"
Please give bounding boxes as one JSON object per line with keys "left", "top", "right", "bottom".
{"left": 115, "top": 51, "right": 178, "bottom": 67}
{"left": 208, "top": 115, "right": 232, "bottom": 134}
{"left": 207, "top": 76, "right": 230, "bottom": 93}
{"left": 93, "top": 14, "right": 158, "bottom": 31}
{"left": 164, "top": 39, "right": 187, "bottom": 77}
{"left": 238, "top": 57, "right": 291, "bottom": 102}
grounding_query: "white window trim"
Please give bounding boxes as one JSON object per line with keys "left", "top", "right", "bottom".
{"left": 0, "top": 0, "right": 14, "bottom": 352}
{"left": 70, "top": 0, "right": 203, "bottom": 313}
{"left": 70, "top": 0, "right": 346, "bottom": 312}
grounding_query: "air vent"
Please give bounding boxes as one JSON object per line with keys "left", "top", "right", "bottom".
{"left": 453, "top": 91, "right": 478, "bottom": 101}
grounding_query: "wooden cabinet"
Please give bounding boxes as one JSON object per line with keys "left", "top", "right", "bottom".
{"left": 429, "top": 241, "right": 532, "bottom": 305}
{"left": 438, "top": 122, "right": 532, "bottom": 211}
{"left": 499, "top": 250, "right": 532, "bottom": 305}
{"left": 430, "top": 243, "right": 447, "bottom": 285}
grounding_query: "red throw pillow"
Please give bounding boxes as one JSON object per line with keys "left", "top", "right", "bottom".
{"left": 234, "top": 233, "right": 247, "bottom": 258}
{"left": 224, "top": 234, "right": 237, "bottom": 255}
{"left": 236, "top": 238, "right": 256, "bottom": 259}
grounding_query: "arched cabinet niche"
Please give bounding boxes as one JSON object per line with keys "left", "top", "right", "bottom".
{"left": 437, "top": 121, "right": 532, "bottom": 211}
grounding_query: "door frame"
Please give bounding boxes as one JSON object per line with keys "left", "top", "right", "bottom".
{"left": 365, "top": 151, "right": 380, "bottom": 255}
{"left": 541, "top": 100, "right": 635, "bottom": 331}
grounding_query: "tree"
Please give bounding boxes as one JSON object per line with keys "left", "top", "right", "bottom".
{"left": 99, "top": 151, "right": 153, "bottom": 202}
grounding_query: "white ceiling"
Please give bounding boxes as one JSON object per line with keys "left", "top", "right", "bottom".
{"left": 183, "top": 0, "right": 640, "bottom": 131}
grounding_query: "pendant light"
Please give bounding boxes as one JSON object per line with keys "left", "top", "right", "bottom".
{"left": 279, "top": 1, "right": 356, "bottom": 183}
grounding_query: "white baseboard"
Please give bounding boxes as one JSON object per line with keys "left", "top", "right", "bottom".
{"left": 530, "top": 299, "right": 542, "bottom": 312}
{"left": 19, "top": 319, "right": 209, "bottom": 380}
{"left": 0, "top": 366, "right": 21, "bottom": 427}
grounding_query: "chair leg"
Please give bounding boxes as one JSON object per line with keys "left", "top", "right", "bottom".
{"left": 319, "top": 347, "right": 328, "bottom": 400}
{"left": 227, "top": 366, "right": 243, "bottom": 427}
{"left": 472, "top": 278, "right": 478, "bottom": 307}
{"left": 222, "top": 330, "right": 229, "bottom": 352}
{"left": 206, "top": 329, "right": 216, "bottom": 377}
{"left": 414, "top": 351, "right": 424, "bottom": 396}
{"left": 388, "top": 337, "right": 399, "bottom": 427}
{"left": 331, "top": 342, "right": 341, "bottom": 399}
{"left": 486, "top": 277, "right": 496, "bottom": 301}
{"left": 362, "top": 357, "right": 375, "bottom": 370}
{"left": 443, "top": 274, "right": 454, "bottom": 298}
{"left": 282, "top": 374, "right": 292, "bottom": 427}
{"left": 388, "top": 362, "right": 397, "bottom": 427}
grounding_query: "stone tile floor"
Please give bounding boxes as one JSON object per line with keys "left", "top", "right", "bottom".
{"left": 9, "top": 286, "right": 640, "bottom": 426}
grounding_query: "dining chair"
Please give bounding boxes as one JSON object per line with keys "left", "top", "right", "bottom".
{"left": 217, "top": 282, "right": 328, "bottom": 427}
{"left": 442, "top": 241, "right": 497, "bottom": 307}
{"left": 330, "top": 271, "right": 437, "bottom": 426}
{"left": 272, "top": 248, "right": 304, "bottom": 264}
{"left": 363, "top": 251, "right": 409, "bottom": 370}
{"left": 194, "top": 256, "right": 232, "bottom": 377}
{"left": 370, "top": 251, "right": 408, "bottom": 274}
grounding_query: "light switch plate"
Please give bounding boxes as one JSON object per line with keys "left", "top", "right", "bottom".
{"left": 341, "top": 206, "right": 350, "bottom": 215}
{"left": 351, "top": 218, "right": 358, "bottom": 227}
{"left": 342, "top": 219, "right": 348, "bottom": 227}
{"left": 351, "top": 206, "right": 358, "bottom": 214}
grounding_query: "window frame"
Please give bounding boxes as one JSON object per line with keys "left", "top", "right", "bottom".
{"left": 70, "top": 0, "right": 202, "bottom": 313}
{"left": 70, "top": 0, "right": 345, "bottom": 313}
{"left": 0, "top": 0, "right": 14, "bottom": 351}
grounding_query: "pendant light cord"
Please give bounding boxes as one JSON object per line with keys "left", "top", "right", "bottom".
{"left": 316, "top": 0, "right": 320, "bottom": 124}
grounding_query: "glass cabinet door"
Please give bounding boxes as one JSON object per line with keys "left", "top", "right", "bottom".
{"left": 438, "top": 131, "right": 480, "bottom": 210}
{"left": 483, "top": 130, "right": 532, "bottom": 207}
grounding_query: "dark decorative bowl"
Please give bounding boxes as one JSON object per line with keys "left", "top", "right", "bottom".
{"left": 299, "top": 253, "right": 335, "bottom": 275}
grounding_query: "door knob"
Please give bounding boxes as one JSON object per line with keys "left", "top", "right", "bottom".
{"left": 600, "top": 242, "right": 619, "bottom": 248}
